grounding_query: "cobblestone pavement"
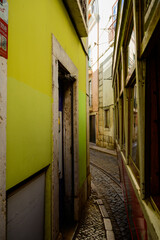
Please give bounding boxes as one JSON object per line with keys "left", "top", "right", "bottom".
{"left": 74, "top": 148, "right": 132, "bottom": 240}
{"left": 73, "top": 186, "right": 106, "bottom": 240}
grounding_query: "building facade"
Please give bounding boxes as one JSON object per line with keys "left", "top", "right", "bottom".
{"left": 98, "top": 49, "right": 115, "bottom": 149}
{"left": 88, "top": 0, "right": 99, "bottom": 144}
{"left": 112, "top": 0, "right": 160, "bottom": 239}
{"left": 88, "top": 0, "right": 117, "bottom": 149}
{"left": 0, "top": 0, "right": 90, "bottom": 239}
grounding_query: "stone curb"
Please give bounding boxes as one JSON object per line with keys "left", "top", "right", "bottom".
{"left": 96, "top": 199, "right": 115, "bottom": 240}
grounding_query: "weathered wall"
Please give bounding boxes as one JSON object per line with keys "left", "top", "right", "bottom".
{"left": 6, "top": 0, "right": 88, "bottom": 238}
{"left": 88, "top": 9, "right": 99, "bottom": 144}
{"left": 92, "top": 69, "right": 99, "bottom": 112}
{"left": 97, "top": 51, "right": 114, "bottom": 149}
{"left": 103, "top": 55, "right": 114, "bottom": 106}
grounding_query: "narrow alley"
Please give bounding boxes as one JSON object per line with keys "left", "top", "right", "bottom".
{"left": 0, "top": 0, "right": 159, "bottom": 239}
{"left": 74, "top": 145, "right": 131, "bottom": 240}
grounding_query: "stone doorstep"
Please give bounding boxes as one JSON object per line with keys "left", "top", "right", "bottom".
{"left": 60, "top": 222, "right": 78, "bottom": 240}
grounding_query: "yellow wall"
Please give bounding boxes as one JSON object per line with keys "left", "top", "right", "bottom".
{"left": 7, "top": 0, "right": 87, "bottom": 189}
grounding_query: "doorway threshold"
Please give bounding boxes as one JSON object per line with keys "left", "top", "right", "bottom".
{"left": 59, "top": 222, "right": 78, "bottom": 240}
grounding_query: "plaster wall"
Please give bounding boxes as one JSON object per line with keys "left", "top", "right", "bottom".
{"left": 103, "top": 54, "right": 114, "bottom": 106}
{"left": 5, "top": 1, "right": 88, "bottom": 238}
{"left": 92, "top": 69, "right": 99, "bottom": 112}
{"left": 7, "top": 0, "right": 87, "bottom": 190}
{"left": 97, "top": 51, "right": 114, "bottom": 149}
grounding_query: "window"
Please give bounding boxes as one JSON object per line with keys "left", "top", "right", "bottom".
{"left": 132, "top": 84, "right": 139, "bottom": 168}
{"left": 117, "top": 103, "right": 120, "bottom": 142}
{"left": 119, "top": 62, "right": 122, "bottom": 94}
{"left": 128, "top": 29, "right": 135, "bottom": 77}
{"left": 146, "top": 42, "right": 160, "bottom": 209}
{"left": 124, "top": 16, "right": 139, "bottom": 181}
{"left": 105, "top": 109, "right": 110, "bottom": 128}
{"left": 116, "top": 79, "right": 119, "bottom": 99}
{"left": 128, "top": 82, "right": 139, "bottom": 183}
{"left": 121, "top": 95, "right": 126, "bottom": 153}
{"left": 112, "top": 1, "right": 118, "bottom": 22}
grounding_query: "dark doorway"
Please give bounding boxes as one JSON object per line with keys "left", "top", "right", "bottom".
{"left": 58, "top": 64, "right": 74, "bottom": 232}
{"left": 90, "top": 115, "right": 96, "bottom": 143}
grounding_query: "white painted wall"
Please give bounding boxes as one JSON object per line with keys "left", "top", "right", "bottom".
{"left": 99, "top": 0, "right": 114, "bottom": 58}
{"left": 103, "top": 51, "right": 114, "bottom": 107}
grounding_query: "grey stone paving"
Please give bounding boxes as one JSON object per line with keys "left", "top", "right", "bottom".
{"left": 74, "top": 187, "right": 106, "bottom": 240}
{"left": 74, "top": 148, "right": 131, "bottom": 240}
{"left": 90, "top": 149, "right": 131, "bottom": 240}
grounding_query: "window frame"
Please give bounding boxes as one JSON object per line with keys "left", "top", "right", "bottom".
{"left": 127, "top": 78, "right": 140, "bottom": 184}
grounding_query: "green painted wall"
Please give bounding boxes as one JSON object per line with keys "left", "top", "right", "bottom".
{"left": 79, "top": 90, "right": 87, "bottom": 187}
{"left": 7, "top": 0, "right": 87, "bottom": 189}
{"left": 7, "top": 78, "right": 52, "bottom": 188}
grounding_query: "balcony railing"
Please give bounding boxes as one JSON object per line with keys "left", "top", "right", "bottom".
{"left": 63, "top": 0, "right": 88, "bottom": 37}
{"left": 108, "top": 20, "right": 116, "bottom": 43}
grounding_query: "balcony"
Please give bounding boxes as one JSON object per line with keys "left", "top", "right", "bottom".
{"left": 63, "top": 0, "right": 88, "bottom": 37}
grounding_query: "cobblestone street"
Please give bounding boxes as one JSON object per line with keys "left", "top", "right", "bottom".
{"left": 74, "top": 146, "right": 132, "bottom": 240}
{"left": 74, "top": 186, "right": 106, "bottom": 240}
